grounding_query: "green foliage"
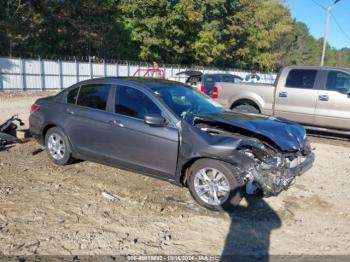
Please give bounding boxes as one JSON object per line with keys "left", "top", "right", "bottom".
{"left": 284, "top": 22, "right": 320, "bottom": 66}
{"left": 0, "top": 0, "right": 349, "bottom": 70}
{"left": 336, "top": 48, "right": 350, "bottom": 67}
{"left": 226, "top": 0, "right": 294, "bottom": 71}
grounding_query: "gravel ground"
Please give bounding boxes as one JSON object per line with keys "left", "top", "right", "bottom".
{"left": 0, "top": 91, "right": 350, "bottom": 257}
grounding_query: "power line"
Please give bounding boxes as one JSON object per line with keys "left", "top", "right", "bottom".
{"left": 330, "top": 13, "right": 350, "bottom": 44}
{"left": 311, "top": 0, "right": 326, "bottom": 10}
{"left": 310, "top": 0, "right": 349, "bottom": 45}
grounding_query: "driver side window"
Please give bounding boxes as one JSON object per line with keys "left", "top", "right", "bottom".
{"left": 326, "top": 71, "right": 350, "bottom": 93}
{"left": 115, "top": 85, "right": 161, "bottom": 119}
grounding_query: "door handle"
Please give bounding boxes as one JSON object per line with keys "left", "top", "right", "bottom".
{"left": 319, "top": 95, "right": 329, "bottom": 101}
{"left": 279, "top": 91, "right": 288, "bottom": 98}
{"left": 108, "top": 119, "right": 124, "bottom": 127}
{"left": 66, "top": 108, "right": 74, "bottom": 115}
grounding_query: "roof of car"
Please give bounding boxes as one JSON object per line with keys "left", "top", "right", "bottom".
{"left": 175, "top": 70, "right": 202, "bottom": 77}
{"left": 117, "top": 77, "right": 180, "bottom": 85}
{"left": 203, "top": 73, "right": 243, "bottom": 79}
{"left": 284, "top": 65, "right": 350, "bottom": 73}
{"left": 72, "top": 77, "right": 186, "bottom": 90}
{"left": 204, "top": 73, "right": 238, "bottom": 76}
{"left": 71, "top": 77, "right": 182, "bottom": 85}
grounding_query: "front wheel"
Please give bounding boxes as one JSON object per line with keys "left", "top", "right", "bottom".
{"left": 188, "top": 159, "right": 245, "bottom": 211}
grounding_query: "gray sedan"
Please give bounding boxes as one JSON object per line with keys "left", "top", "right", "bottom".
{"left": 29, "top": 78, "right": 314, "bottom": 210}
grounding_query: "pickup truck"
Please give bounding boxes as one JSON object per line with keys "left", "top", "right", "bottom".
{"left": 212, "top": 66, "right": 350, "bottom": 135}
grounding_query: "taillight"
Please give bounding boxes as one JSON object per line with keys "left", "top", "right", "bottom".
{"left": 211, "top": 85, "right": 219, "bottom": 99}
{"left": 200, "top": 85, "right": 206, "bottom": 93}
{"left": 30, "top": 104, "right": 40, "bottom": 113}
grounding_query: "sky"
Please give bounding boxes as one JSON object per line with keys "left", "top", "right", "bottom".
{"left": 286, "top": 0, "right": 350, "bottom": 49}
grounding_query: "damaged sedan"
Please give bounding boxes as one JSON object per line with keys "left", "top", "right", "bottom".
{"left": 29, "top": 78, "right": 314, "bottom": 210}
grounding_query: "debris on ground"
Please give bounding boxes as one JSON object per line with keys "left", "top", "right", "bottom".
{"left": 102, "top": 191, "right": 121, "bottom": 202}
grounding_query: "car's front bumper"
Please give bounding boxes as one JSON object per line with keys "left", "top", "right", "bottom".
{"left": 247, "top": 151, "right": 315, "bottom": 197}
{"left": 288, "top": 151, "right": 315, "bottom": 177}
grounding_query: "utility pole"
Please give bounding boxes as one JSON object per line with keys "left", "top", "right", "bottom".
{"left": 321, "top": 0, "right": 341, "bottom": 66}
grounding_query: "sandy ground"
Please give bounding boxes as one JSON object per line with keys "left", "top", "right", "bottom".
{"left": 0, "top": 92, "right": 350, "bottom": 257}
{"left": 0, "top": 91, "right": 57, "bottom": 127}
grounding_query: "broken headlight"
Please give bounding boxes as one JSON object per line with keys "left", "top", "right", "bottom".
{"left": 239, "top": 144, "right": 283, "bottom": 168}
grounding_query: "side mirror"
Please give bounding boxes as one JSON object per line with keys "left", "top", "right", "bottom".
{"left": 144, "top": 115, "right": 167, "bottom": 127}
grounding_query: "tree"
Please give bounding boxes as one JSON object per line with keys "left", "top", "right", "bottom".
{"left": 118, "top": 0, "right": 175, "bottom": 62}
{"left": 226, "top": 0, "right": 294, "bottom": 71}
{"left": 0, "top": 0, "right": 34, "bottom": 56}
{"left": 0, "top": 0, "right": 349, "bottom": 69}
{"left": 190, "top": 0, "right": 229, "bottom": 65}
{"left": 336, "top": 48, "right": 350, "bottom": 67}
{"left": 284, "top": 21, "right": 320, "bottom": 66}
{"left": 118, "top": 0, "right": 230, "bottom": 65}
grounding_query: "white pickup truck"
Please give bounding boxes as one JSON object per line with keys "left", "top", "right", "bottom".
{"left": 212, "top": 66, "right": 350, "bottom": 134}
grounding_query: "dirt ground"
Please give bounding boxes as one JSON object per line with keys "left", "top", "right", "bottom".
{"left": 1, "top": 91, "right": 350, "bottom": 257}
{"left": 0, "top": 91, "right": 56, "bottom": 127}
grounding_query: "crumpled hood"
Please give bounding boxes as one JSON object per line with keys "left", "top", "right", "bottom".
{"left": 193, "top": 111, "right": 306, "bottom": 152}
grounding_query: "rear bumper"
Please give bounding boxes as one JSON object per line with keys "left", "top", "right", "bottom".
{"left": 29, "top": 113, "right": 45, "bottom": 145}
{"left": 30, "top": 129, "right": 44, "bottom": 145}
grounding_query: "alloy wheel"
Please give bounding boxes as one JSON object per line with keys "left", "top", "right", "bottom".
{"left": 47, "top": 133, "right": 65, "bottom": 160}
{"left": 193, "top": 167, "right": 230, "bottom": 206}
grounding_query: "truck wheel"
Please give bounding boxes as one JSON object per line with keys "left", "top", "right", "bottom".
{"left": 45, "top": 127, "right": 74, "bottom": 165}
{"left": 188, "top": 159, "right": 245, "bottom": 211}
{"left": 232, "top": 103, "right": 260, "bottom": 114}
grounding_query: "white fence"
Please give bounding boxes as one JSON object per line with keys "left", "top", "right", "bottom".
{"left": 0, "top": 57, "right": 277, "bottom": 90}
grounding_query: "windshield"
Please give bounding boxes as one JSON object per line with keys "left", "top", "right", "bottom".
{"left": 152, "top": 84, "right": 224, "bottom": 118}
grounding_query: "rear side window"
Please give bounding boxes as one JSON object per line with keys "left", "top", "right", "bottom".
{"left": 115, "top": 86, "right": 161, "bottom": 119}
{"left": 222, "top": 75, "right": 234, "bottom": 83}
{"left": 77, "top": 84, "right": 111, "bottom": 110}
{"left": 326, "top": 71, "right": 350, "bottom": 94}
{"left": 221, "top": 75, "right": 242, "bottom": 83}
{"left": 67, "top": 87, "right": 79, "bottom": 104}
{"left": 204, "top": 75, "right": 220, "bottom": 84}
{"left": 285, "top": 69, "right": 317, "bottom": 89}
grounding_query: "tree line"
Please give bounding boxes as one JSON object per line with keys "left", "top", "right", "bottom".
{"left": 1, "top": 0, "right": 349, "bottom": 71}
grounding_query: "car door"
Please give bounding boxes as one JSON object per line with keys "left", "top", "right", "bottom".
{"left": 104, "top": 85, "right": 179, "bottom": 177}
{"left": 314, "top": 70, "right": 350, "bottom": 130}
{"left": 274, "top": 69, "right": 320, "bottom": 125}
{"left": 63, "top": 83, "right": 114, "bottom": 159}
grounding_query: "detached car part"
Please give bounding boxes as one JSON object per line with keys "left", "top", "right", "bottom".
{"left": 0, "top": 115, "right": 24, "bottom": 150}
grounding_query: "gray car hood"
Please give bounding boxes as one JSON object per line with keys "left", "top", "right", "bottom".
{"left": 192, "top": 111, "right": 306, "bottom": 152}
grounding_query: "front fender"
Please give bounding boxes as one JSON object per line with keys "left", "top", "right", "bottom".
{"left": 174, "top": 121, "right": 256, "bottom": 184}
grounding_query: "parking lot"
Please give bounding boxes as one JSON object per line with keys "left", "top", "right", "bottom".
{"left": 1, "top": 92, "right": 350, "bottom": 256}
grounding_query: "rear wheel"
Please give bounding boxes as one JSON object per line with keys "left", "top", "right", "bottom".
{"left": 45, "top": 127, "right": 74, "bottom": 165}
{"left": 231, "top": 102, "right": 260, "bottom": 114}
{"left": 188, "top": 159, "right": 245, "bottom": 211}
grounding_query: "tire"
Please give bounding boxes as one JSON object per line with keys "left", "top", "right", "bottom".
{"left": 45, "top": 127, "right": 74, "bottom": 165}
{"left": 188, "top": 159, "right": 245, "bottom": 211}
{"left": 232, "top": 103, "right": 260, "bottom": 114}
